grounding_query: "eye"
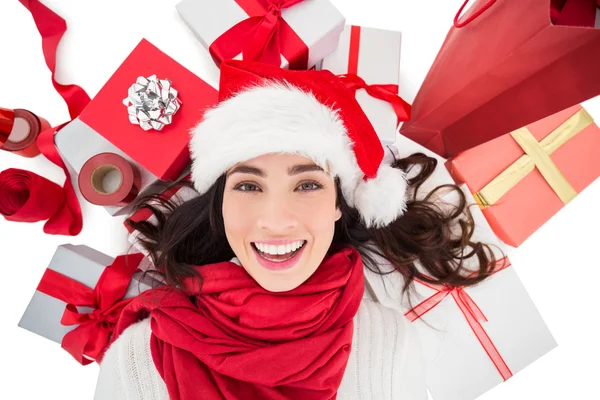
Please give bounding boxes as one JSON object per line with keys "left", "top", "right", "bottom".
{"left": 233, "top": 182, "right": 261, "bottom": 192}
{"left": 297, "top": 181, "right": 323, "bottom": 191}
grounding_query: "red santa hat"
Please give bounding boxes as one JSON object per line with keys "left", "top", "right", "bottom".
{"left": 189, "top": 60, "right": 407, "bottom": 228}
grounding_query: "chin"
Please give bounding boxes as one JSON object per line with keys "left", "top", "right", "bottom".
{"left": 253, "top": 263, "right": 314, "bottom": 293}
{"left": 262, "top": 282, "right": 301, "bottom": 293}
{"left": 253, "top": 263, "right": 304, "bottom": 288}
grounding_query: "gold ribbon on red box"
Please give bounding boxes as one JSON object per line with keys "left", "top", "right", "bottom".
{"left": 474, "top": 108, "right": 593, "bottom": 208}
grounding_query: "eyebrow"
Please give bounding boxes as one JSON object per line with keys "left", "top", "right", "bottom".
{"left": 288, "top": 164, "right": 325, "bottom": 175}
{"left": 227, "top": 163, "right": 325, "bottom": 178}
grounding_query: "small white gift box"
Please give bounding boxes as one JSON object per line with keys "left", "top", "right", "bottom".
{"left": 320, "top": 25, "right": 407, "bottom": 145}
{"left": 175, "top": 0, "right": 345, "bottom": 70}
{"left": 18, "top": 244, "right": 160, "bottom": 364}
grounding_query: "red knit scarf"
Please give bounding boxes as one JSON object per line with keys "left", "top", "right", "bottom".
{"left": 111, "top": 246, "right": 364, "bottom": 400}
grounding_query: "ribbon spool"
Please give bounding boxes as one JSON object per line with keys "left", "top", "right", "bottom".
{"left": 78, "top": 153, "right": 141, "bottom": 206}
{"left": 0, "top": 107, "right": 49, "bottom": 158}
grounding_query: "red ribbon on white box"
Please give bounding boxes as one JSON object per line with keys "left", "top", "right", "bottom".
{"left": 404, "top": 257, "right": 513, "bottom": 381}
{"left": 209, "top": 0, "right": 309, "bottom": 69}
{"left": 337, "top": 25, "right": 411, "bottom": 124}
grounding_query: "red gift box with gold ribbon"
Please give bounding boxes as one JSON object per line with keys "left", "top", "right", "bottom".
{"left": 18, "top": 244, "right": 160, "bottom": 365}
{"left": 446, "top": 104, "right": 600, "bottom": 247}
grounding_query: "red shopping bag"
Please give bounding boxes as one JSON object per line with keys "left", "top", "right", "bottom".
{"left": 400, "top": 0, "right": 600, "bottom": 158}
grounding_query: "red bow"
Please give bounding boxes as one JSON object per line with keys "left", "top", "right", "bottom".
{"left": 404, "top": 258, "right": 513, "bottom": 381}
{"left": 36, "top": 253, "right": 144, "bottom": 365}
{"left": 339, "top": 73, "right": 412, "bottom": 123}
{"left": 209, "top": 0, "right": 308, "bottom": 69}
{"left": 405, "top": 284, "right": 487, "bottom": 321}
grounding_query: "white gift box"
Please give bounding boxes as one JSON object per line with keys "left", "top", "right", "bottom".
{"left": 18, "top": 244, "right": 160, "bottom": 362}
{"left": 55, "top": 118, "right": 163, "bottom": 216}
{"left": 320, "top": 25, "right": 404, "bottom": 146}
{"left": 405, "top": 256, "right": 556, "bottom": 400}
{"left": 364, "top": 133, "right": 557, "bottom": 400}
{"left": 175, "top": 0, "right": 345, "bottom": 69}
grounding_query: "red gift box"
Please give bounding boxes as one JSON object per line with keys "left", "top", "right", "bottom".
{"left": 446, "top": 104, "right": 600, "bottom": 247}
{"left": 78, "top": 39, "right": 218, "bottom": 181}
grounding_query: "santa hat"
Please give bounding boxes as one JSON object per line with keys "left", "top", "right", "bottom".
{"left": 189, "top": 60, "right": 407, "bottom": 228}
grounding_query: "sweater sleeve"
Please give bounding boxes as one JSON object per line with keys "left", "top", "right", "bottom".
{"left": 337, "top": 296, "right": 428, "bottom": 400}
{"left": 93, "top": 319, "right": 169, "bottom": 400}
{"left": 393, "top": 308, "right": 428, "bottom": 400}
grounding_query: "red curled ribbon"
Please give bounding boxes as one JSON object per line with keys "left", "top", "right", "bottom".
{"left": 404, "top": 258, "right": 513, "bottom": 381}
{"left": 17, "top": 0, "right": 91, "bottom": 236}
{"left": 36, "top": 253, "right": 144, "bottom": 365}
{"left": 209, "top": 0, "right": 309, "bottom": 70}
{"left": 0, "top": 168, "right": 65, "bottom": 224}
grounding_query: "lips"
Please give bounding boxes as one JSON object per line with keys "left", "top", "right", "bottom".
{"left": 251, "top": 241, "right": 307, "bottom": 271}
{"left": 252, "top": 241, "right": 305, "bottom": 261}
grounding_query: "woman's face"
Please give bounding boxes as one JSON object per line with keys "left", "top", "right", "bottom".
{"left": 222, "top": 153, "right": 341, "bottom": 292}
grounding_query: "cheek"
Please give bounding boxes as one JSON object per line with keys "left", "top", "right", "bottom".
{"left": 301, "top": 196, "right": 339, "bottom": 236}
{"left": 222, "top": 194, "right": 255, "bottom": 240}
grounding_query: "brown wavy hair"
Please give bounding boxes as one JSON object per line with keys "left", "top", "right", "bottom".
{"left": 127, "top": 152, "right": 502, "bottom": 302}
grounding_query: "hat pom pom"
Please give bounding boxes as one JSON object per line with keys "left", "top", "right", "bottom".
{"left": 354, "top": 164, "right": 408, "bottom": 229}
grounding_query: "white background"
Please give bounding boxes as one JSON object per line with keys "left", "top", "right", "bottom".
{"left": 1, "top": 0, "right": 599, "bottom": 399}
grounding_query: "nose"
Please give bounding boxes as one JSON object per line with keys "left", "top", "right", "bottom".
{"left": 256, "top": 196, "right": 298, "bottom": 234}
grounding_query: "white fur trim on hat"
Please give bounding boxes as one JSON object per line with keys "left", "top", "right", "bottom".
{"left": 189, "top": 82, "right": 407, "bottom": 228}
{"left": 354, "top": 164, "right": 408, "bottom": 228}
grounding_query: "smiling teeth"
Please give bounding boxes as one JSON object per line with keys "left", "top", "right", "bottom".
{"left": 255, "top": 241, "right": 304, "bottom": 255}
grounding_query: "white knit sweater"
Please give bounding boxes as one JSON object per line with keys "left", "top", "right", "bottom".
{"left": 94, "top": 281, "right": 427, "bottom": 400}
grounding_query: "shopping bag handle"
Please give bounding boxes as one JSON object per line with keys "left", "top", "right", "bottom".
{"left": 454, "top": 0, "right": 497, "bottom": 28}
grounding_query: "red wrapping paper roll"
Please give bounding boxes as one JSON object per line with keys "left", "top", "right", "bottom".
{"left": 0, "top": 168, "right": 65, "bottom": 223}
{"left": 78, "top": 153, "right": 141, "bottom": 206}
{"left": 0, "top": 107, "right": 50, "bottom": 158}
{"left": 0, "top": 107, "right": 15, "bottom": 146}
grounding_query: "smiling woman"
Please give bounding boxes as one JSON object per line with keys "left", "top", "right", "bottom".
{"left": 222, "top": 154, "right": 341, "bottom": 293}
{"left": 93, "top": 60, "right": 501, "bottom": 400}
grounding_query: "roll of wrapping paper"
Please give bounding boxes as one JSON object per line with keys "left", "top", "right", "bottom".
{"left": 78, "top": 153, "right": 141, "bottom": 206}
{"left": 0, "top": 107, "right": 50, "bottom": 158}
{"left": 0, "top": 168, "right": 65, "bottom": 224}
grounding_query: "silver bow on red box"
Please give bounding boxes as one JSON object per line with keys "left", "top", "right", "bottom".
{"left": 123, "top": 75, "right": 182, "bottom": 131}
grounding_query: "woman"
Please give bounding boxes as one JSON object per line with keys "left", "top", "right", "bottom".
{"left": 94, "top": 60, "right": 500, "bottom": 400}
